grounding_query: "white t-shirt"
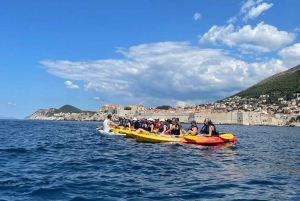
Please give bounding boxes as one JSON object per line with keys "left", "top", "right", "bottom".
{"left": 103, "top": 119, "right": 110, "bottom": 133}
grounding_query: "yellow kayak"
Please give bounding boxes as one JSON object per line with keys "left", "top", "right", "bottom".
{"left": 135, "top": 134, "right": 186, "bottom": 143}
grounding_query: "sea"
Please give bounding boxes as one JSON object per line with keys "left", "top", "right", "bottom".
{"left": 0, "top": 120, "right": 299, "bottom": 201}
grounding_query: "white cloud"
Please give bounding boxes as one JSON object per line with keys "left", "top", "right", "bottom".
{"left": 295, "top": 26, "right": 300, "bottom": 32}
{"left": 194, "top": 13, "right": 201, "bottom": 20}
{"left": 240, "top": 0, "right": 256, "bottom": 14}
{"left": 243, "top": 2, "right": 273, "bottom": 21}
{"left": 65, "top": 80, "right": 79, "bottom": 89}
{"left": 199, "top": 22, "right": 295, "bottom": 52}
{"left": 278, "top": 43, "right": 300, "bottom": 67}
{"left": 94, "top": 97, "right": 100, "bottom": 100}
{"left": 8, "top": 102, "right": 16, "bottom": 106}
{"left": 41, "top": 41, "right": 290, "bottom": 106}
{"left": 227, "top": 16, "right": 237, "bottom": 24}
{"left": 175, "top": 100, "right": 203, "bottom": 108}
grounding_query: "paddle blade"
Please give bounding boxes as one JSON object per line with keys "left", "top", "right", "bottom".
{"left": 219, "top": 133, "right": 234, "bottom": 140}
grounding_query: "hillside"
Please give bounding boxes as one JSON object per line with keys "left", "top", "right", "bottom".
{"left": 232, "top": 64, "right": 300, "bottom": 102}
{"left": 58, "top": 105, "right": 82, "bottom": 113}
{"left": 26, "top": 104, "right": 97, "bottom": 120}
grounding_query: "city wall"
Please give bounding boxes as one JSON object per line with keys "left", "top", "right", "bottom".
{"left": 137, "top": 112, "right": 190, "bottom": 123}
{"left": 102, "top": 107, "right": 287, "bottom": 126}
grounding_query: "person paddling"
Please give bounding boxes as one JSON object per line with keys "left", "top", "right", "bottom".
{"left": 182, "top": 120, "right": 198, "bottom": 135}
{"left": 103, "top": 114, "right": 119, "bottom": 133}
{"left": 199, "top": 118, "right": 218, "bottom": 137}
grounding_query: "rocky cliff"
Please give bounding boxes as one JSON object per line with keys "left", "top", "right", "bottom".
{"left": 27, "top": 108, "right": 120, "bottom": 121}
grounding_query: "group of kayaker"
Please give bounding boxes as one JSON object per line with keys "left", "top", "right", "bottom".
{"left": 103, "top": 114, "right": 219, "bottom": 137}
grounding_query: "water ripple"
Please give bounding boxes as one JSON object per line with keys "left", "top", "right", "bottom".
{"left": 0, "top": 120, "right": 299, "bottom": 200}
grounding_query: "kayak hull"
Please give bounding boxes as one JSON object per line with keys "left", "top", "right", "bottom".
{"left": 135, "top": 134, "right": 186, "bottom": 143}
{"left": 97, "top": 129, "right": 126, "bottom": 136}
{"left": 184, "top": 135, "right": 237, "bottom": 145}
{"left": 96, "top": 126, "right": 237, "bottom": 145}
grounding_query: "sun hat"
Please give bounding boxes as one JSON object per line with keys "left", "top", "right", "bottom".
{"left": 147, "top": 118, "right": 153, "bottom": 121}
{"left": 133, "top": 117, "right": 137, "bottom": 121}
{"left": 160, "top": 118, "right": 165, "bottom": 122}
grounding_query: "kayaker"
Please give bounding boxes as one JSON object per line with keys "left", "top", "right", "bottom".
{"left": 182, "top": 120, "right": 198, "bottom": 135}
{"left": 135, "top": 118, "right": 154, "bottom": 134}
{"left": 103, "top": 114, "right": 119, "bottom": 133}
{"left": 164, "top": 119, "right": 173, "bottom": 135}
{"left": 154, "top": 119, "right": 160, "bottom": 130}
{"left": 200, "top": 118, "right": 218, "bottom": 137}
{"left": 145, "top": 118, "right": 155, "bottom": 133}
{"left": 124, "top": 118, "right": 131, "bottom": 129}
{"left": 176, "top": 117, "right": 183, "bottom": 130}
{"left": 131, "top": 117, "right": 139, "bottom": 130}
{"left": 138, "top": 119, "right": 146, "bottom": 128}
{"left": 157, "top": 119, "right": 167, "bottom": 134}
{"left": 170, "top": 120, "right": 182, "bottom": 135}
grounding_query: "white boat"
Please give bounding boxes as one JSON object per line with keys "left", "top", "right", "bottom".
{"left": 96, "top": 129, "right": 126, "bottom": 136}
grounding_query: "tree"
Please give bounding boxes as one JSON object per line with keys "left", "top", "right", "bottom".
{"left": 289, "top": 117, "right": 296, "bottom": 122}
{"left": 124, "top": 106, "right": 131, "bottom": 110}
{"left": 296, "top": 116, "right": 300, "bottom": 122}
{"left": 156, "top": 105, "right": 173, "bottom": 110}
{"left": 285, "top": 92, "right": 293, "bottom": 101}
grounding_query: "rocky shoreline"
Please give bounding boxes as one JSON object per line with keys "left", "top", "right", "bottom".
{"left": 26, "top": 108, "right": 300, "bottom": 127}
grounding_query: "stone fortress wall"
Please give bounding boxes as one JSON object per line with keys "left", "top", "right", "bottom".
{"left": 28, "top": 105, "right": 291, "bottom": 126}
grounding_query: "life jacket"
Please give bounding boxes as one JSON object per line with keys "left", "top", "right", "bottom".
{"left": 154, "top": 121, "right": 159, "bottom": 129}
{"left": 170, "top": 125, "right": 180, "bottom": 135}
{"left": 158, "top": 124, "right": 165, "bottom": 132}
{"left": 145, "top": 122, "right": 153, "bottom": 131}
{"left": 200, "top": 124, "right": 218, "bottom": 136}
{"left": 187, "top": 125, "right": 198, "bottom": 131}
{"left": 139, "top": 122, "right": 144, "bottom": 128}
{"left": 124, "top": 120, "right": 129, "bottom": 128}
{"left": 166, "top": 123, "right": 170, "bottom": 131}
{"left": 165, "top": 123, "right": 171, "bottom": 134}
{"left": 200, "top": 125, "right": 208, "bottom": 134}
{"left": 133, "top": 121, "right": 139, "bottom": 129}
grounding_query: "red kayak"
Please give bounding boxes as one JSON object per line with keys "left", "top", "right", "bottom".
{"left": 184, "top": 135, "right": 237, "bottom": 145}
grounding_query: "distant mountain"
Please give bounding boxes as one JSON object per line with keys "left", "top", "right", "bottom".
{"left": 26, "top": 104, "right": 97, "bottom": 121}
{"left": 231, "top": 64, "right": 300, "bottom": 102}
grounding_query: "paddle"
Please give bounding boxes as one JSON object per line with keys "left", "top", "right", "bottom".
{"left": 219, "top": 133, "right": 234, "bottom": 140}
{"left": 183, "top": 133, "right": 234, "bottom": 140}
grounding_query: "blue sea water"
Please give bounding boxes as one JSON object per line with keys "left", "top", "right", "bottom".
{"left": 0, "top": 120, "right": 299, "bottom": 201}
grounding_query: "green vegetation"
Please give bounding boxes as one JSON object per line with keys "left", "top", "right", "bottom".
{"left": 42, "top": 104, "right": 96, "bottom": 117}
{"left": 231, "top": 64, "right": 300, "bottom": 100}
{"left": 58, "top": 105, "right": 82, "bottom": 113}
{"left": 290, "top": 116, "right": 300, "bottom": 122}
{"left": 156, "top": 105, "right": 173, "bottom": 110}
{"left": 124, "top": 106, "right": 132, "bottom": 110}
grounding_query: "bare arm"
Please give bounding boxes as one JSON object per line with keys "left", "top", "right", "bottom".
{"left": 150, "top": 124, "right": 154, "bottom": 133}
{"left": 191, "top": 127, "right": 198, "bottom": 135}
{"left": 160, "top": 125, "right": 167, "bottom": 134}
{"left": 108, "top": 120, "right": 119, "bottom": 127}
{"left": 165, "top": 124, "right": 173, "bottom": 134}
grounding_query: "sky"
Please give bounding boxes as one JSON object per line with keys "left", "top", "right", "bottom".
{"left": 1, "top": 0, "right": 300, "bottom": 119}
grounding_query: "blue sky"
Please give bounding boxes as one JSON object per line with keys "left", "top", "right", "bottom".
{"left": 1, "top": 0, "right": 300, "bottom": 119}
